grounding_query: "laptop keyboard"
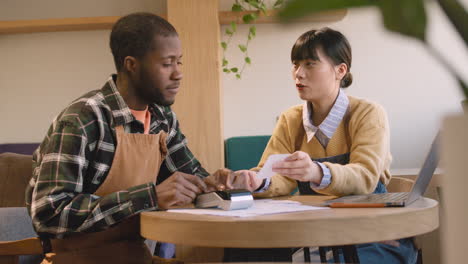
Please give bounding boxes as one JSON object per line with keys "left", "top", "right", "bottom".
{"left": 360, "top": 192, "right": 409, "bottom": 202}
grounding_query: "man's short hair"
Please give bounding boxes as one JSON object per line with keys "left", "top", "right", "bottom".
{"left": 110, "top": 12, "right": 178, "bottom": 72}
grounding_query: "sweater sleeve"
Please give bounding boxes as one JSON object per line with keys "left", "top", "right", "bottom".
{"left": 315, "top": 103, "right": 392, "bottom": 196}
{"left": 253, "top": 112, "right": 298, "bottom": 198}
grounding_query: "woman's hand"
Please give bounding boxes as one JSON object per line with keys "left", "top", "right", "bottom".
{"left": 272, "top": 151, "right": 323, "bottom": 184}
{"left": 232, "top": 170, "right": 263, "bottom": 192}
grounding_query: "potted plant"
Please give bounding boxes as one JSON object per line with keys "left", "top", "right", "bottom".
{"left": 277, "top": 1, "right": 467, "bottom": 263}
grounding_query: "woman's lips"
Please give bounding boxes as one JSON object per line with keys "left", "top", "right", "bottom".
{"left": 296, "top": 84, "right": 306, "bottom": 90}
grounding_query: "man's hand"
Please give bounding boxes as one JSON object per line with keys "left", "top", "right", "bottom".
{"left": 204, "top": 168, "right": 263, "bottom": 192}
{"left": 203, "top": 168, "right": 230, "bottom": 192}
{"left": 155, "top": 172, "right": 208, "bottom": 209}
{"left": 272, "top": 151, "right": 323, "bottom": 184}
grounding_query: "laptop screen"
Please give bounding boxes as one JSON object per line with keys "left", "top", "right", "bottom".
{"left": 407, "top": 132, "right": 440, "bottom": 204}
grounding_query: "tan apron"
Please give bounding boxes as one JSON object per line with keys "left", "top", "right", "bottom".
{"left": 42, "top": 126, "right": 167, "bottom": 264}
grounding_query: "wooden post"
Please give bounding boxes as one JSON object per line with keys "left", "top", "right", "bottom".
{"left": 166, "top": 0, "right": 224, "bottom": 174}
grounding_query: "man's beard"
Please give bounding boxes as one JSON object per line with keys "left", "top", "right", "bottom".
{"left": 136, "top": 69, "right": 174, "bottom": 107}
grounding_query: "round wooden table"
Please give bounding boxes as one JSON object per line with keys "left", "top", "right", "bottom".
{"left": 140, "top": 195, "right": 438, "bottom": 249}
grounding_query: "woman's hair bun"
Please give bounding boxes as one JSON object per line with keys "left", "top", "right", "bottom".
{"left": 341, "top": 72, "right": 353, "bottom": 88}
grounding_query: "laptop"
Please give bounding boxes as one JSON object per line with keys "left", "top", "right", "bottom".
{"left": 325, "top": 133, "right": 440, "bottom": 208}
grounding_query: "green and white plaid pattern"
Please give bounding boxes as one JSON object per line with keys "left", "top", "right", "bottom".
{"left": 26, "top": 75, "right": 209, "bottom": 238}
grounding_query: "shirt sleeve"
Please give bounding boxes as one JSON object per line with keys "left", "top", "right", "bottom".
{"left": 253, "top": 177, "right": 271, "bottom": 193}
{"left": 254, "top": 154, "right": 333, "bottom": 194}
{"left": 253, "top": 113, "right": 298, "bottom": 198}
{"left": 309, "top": 162, "right": 332, "bottom": 189}
{"left": 162, "top": 109, "right": 210, "bottom": 177}
{"left": 28, "top": 118, "right": 158, "bottom": 238}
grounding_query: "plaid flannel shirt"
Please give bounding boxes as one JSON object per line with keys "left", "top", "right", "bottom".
{"left": 26, "top": 75, "right": 209, "bottom": 238}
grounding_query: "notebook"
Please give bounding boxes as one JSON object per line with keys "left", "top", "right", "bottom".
{"left": 325, "top": 133, "right": 440, "bottom": 208}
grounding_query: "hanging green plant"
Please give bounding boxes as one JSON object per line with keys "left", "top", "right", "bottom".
{"left": 222, "top": 0, "right": 284, "bottom": 79}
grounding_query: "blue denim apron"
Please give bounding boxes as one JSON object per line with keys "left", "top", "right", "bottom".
{"left": 297, "top": 152, "right": 418, "bottom": 264}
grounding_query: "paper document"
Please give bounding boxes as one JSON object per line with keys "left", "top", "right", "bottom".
{"left": 256, "top": 154, "right": 290, "bottom": 179}
{"left": 168, "top": 199, "right": 328, "bottom": 218}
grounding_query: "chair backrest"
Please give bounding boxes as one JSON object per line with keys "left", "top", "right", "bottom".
{"left": 0, "top": 144, "right": 40, "bottom": 156}
{"left": 0, "top": 153, "right": 33, "bottom": 207}
{"left": 225, "top": 136, "right": 271, "bottom": 171}
{"left": 386, "top": 176, "right": 414, "bottom": 193}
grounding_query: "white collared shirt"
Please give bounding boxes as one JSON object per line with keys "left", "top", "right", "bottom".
{"left": 302, "top": 89, "right": 349, "bottom": 189}
{"left": 257, "top": 89, "right": 350, "bottom": 192}
{"left": 302, "top": 89, "right": 349, "bottom": 146}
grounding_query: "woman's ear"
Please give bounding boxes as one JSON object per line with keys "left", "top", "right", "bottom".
{"left": 123, "top": 56, "right": 139, "bottom": 74}
{"left": 335, "top": 63, "right": 348, "bottom": 81}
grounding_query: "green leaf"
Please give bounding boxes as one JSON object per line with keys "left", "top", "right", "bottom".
{"left": 238, "top": 44, "right": 247, "bottom": 52}
{"left": 230, "top": 67, "right": 239, "bottom": 73}
{"left": 458, "top": 78, "right": 468, "bottom": 100}
{"left": 249, "top": 26, "right": 256, "bottom": 37}
{"left": 247, "top": 0, "right": 261, "bottom": 9}
{"left": 274, "top": 0, "right": 284, "bottom": 9}
{"left": 236, "top": 73, "right": 241, "bottom": 79}
{"left": 278, "top": 0, "right": 375, "bottom": 22}
{"left": 230, "top": 22, "right": 237, "bottom": 32}
{"left": 225, "top": 28, "right": 233, "bottom": 36}
{"left": 436, "top": 0, "right": 468, "bottom": 45}
{"left": 247, "top": 1, "right": 267, "bottom": 14}
{"left": 378, "top": 0, "right": 427, "bottom": 41}
{"left": 232, "top": 3, "right": 243, "bottom": 12}
{"left": 259, "top": 3, "right": 267, "bottom": 14}
{"left": 222, "top": 58, "right": 228, "bottom": 67}
{"left": 223, "top": 68, "right": 231, "bottom": 73}
{"left": 221, "top": 42, "right": 227, "bottom": 50}
{"left": 245, "top": 57, "right": 251, "bottom": 64}
{"left": 242, "top": 13, "right": 258, "bottom": 23}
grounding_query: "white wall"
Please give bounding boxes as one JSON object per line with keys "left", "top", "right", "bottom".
{"left": 0, "top": 0, "right": 165, "bottom": 20}
{"left": 0, "top": 0, "right": 165, "bottom": 143}
{"left": 1, "top": 1, "right": 466, "bottom": 171}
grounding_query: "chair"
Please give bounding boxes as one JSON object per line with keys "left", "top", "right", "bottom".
{"left": 388, "top": 175, "right": 444, "bottom": 264}
{"left": 0, "top": 153, "right": 42, "bottom": 264}
{"left": 386, "top": 176, "right": 414, "bottom": 193}
{"left": 224, "top": 136, "right": 305, "bottom": 262}
{"left": 311, "top": 176, "right": 418, "bottom": 263}
{"left": 224, "top": 135, "right": 270, "bottom": 171}
{"left": 0, "top": 143, "right": 40, "bottom": 156}
{"left": 0, "top": 153, "right": 34, "bottom": 207}
{"left": 388, "top": 176, "right": 432, "bottom": 264}
{"left": 0, "top": 152, "right": 174, "bottom": 264}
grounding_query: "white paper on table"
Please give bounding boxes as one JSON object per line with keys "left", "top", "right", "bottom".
{"left": 256, "top": 154, "right": 290, "bottom": 180}
{"left": 167, "top": 199, "right": 328, "bottom": 218}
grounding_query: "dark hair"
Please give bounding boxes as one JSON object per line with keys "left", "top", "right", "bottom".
{"left": 110, "top": 12, "right": 178, "bottom": 72}
{"left": 291, "top": 27, "right": 353, "bottom": 88}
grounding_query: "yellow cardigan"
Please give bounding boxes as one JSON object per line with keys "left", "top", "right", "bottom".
{"left": 254, "top": 96, "right": 392, "bottom": 197}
